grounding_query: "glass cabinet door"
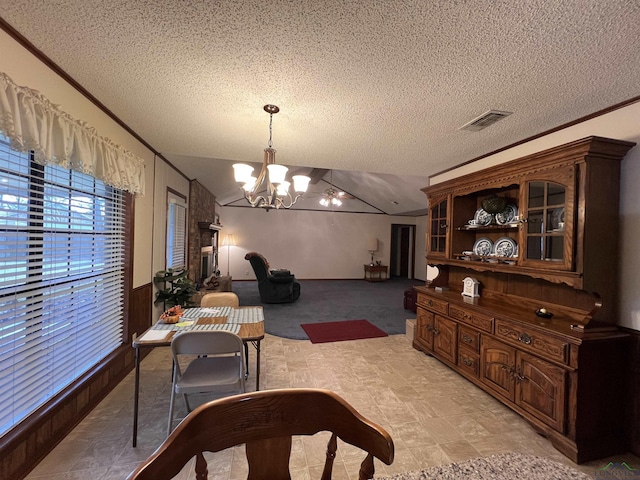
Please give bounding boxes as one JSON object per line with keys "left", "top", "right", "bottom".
{"left": 520, "top": 179, "right": 573, "bottom": 270}
{"left": 428, "top": 197, "right": 448, "bottom": 256}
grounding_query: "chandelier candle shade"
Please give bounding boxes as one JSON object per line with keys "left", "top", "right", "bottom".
{"left": 233, "top": 105, "right": 311, "bottom": 211}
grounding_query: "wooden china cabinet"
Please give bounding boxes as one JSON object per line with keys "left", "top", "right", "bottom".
{"left": 414, "top": 136, "right": 636, "bottom": 463}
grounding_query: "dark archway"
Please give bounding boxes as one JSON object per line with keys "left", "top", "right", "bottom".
{"left": 390, "top": 224, "right": 416, "bottom": 279}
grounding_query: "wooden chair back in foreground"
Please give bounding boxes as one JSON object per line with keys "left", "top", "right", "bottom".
{"left": 200, "top": 292, "right": 240, "bottom": 308}
{"left": 127, "top": 388, "right": 394, "bottom": 480}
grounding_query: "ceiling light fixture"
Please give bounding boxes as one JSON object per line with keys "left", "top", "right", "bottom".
{"left": 319, "top": 189, "right": 343, "bottom": 207}
{"left": 233, "top": 105, "right": 310, "bottom": 211}
{"left": 319, "top": 170, "right": 353, "bottom": 208}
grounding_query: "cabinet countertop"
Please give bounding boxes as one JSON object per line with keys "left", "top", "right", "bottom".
{"left": 414, "top": 286, "right": 624, "bottom": 341}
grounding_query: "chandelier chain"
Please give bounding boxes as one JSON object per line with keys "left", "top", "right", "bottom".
{"left": 268, "top": 113, "right": 273, "bottom": 148}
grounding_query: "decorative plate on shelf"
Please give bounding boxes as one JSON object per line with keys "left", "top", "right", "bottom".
{"left": 472, "top": 237, "right": 493, "bottom": 256}
{"left": 493, "top": 237, "right": 518, "bottom": 258}
{"left": 495, "top": 204, "right": 518, "bottom": 225}
{"left": 473, "top": 208, "right": 493, "bottom": 226}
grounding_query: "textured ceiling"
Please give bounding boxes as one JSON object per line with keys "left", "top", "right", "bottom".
{"left": 1, "top": 1, "right": 640, "bottom": 214}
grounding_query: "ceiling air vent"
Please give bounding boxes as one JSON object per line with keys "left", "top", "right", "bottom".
{"left": 459, "top": 110, "right": 513, "bottom": 132}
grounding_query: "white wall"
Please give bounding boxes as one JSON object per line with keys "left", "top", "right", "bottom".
{"left": 431, "top": 101, "right": 640, "bottom": 331}
{"left": 219, "top": 206, "right": 422, "bottom": 280}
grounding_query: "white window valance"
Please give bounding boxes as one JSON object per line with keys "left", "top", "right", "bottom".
{"left": 0, "top": 71, "right": 145, "bottom": 195}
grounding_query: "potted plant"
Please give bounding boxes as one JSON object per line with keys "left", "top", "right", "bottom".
{"left": 153, "top": 268, "right": 197, "bottom": 309}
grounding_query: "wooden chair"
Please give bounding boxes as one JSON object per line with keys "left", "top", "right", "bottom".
{"left": 200, "top": 292, "right": 239, "bottom": 308}
{"left": 199, "top": 291, "right": 251, "bottom": 376}
{"left": 127, "top": 388, "right": 394, "bottom": 480}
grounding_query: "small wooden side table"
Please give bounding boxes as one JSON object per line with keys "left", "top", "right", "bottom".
{"left": 364, "top": 264, "right": 389, "bottom": 282}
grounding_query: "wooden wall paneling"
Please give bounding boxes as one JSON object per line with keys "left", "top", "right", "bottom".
{"left": 0, "top": 345, "right": 137, "bottom": 479}
{"left": 130, "top": 283, "right": 153, "bottom": 340}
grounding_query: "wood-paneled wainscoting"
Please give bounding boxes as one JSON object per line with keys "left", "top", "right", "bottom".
{"left": 0, "top": 283, "right": 153, "bottom": 480}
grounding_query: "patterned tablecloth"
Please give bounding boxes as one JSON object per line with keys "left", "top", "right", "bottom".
{"left": 151, "top": 306, "right": 264, "bottom": 333}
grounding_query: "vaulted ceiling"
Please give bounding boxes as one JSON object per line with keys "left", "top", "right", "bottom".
{"left": 2, "top": 1, "right": 639, "bottom": 214}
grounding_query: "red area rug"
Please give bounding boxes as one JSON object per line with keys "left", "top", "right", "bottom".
{"left": 300, "top": 319, "right": 388, "bottom": 344}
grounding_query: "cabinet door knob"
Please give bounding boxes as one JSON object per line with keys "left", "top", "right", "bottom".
{"left": 433, "top": 328, "right": 440, "bottom": 336}
{"left": 514, "top": 366, "right": 527, "bottom": 383}
{"left": 427, "top": 299, "right": 433, "bottom": 307}
{"left": 462, "top": 357, "right": 473, "bottom": 366}
{"left": 501, "top": 364, "right": 518, "bottom": 380}
{"left": 462, "top": 335, "right": 473, "bottom": 343}
{"left": 518, "top": 333, "right": 532, "bottom": 345}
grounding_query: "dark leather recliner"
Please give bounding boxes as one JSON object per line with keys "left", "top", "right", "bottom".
{"left": 244, "top": 252, "right": 301, "bottom": 304}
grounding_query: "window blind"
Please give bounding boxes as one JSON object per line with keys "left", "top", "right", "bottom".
{"left": 0, "top": 134, "right": 125, "bottom": 436}
{"left": 166, "top": 199, "right": 186, "bottom": 270}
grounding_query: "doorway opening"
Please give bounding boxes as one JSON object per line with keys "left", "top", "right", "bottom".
{"left": 390, "top": 224, "right": 416, "bottom": 279}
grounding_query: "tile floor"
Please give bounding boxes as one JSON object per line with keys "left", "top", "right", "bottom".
{"left": 26, "top": 333, "right": 639, "bottom": 479}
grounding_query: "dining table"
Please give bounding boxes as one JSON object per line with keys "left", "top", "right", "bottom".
{"left": 131, "top": 305, "right": 265, "bottom": 447}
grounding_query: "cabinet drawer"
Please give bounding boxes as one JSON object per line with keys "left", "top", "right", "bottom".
{"left": 458, "top": 325, "right": 480, "bottom": 353}
{"left": 417, "top": 293, "right": 448, "bottom": 315}
{"left": 458, "top": 348, "right": 479, "bottom": 378}
{"left": 495, "top": 319, "right": 569, "bottom": 364}
{"left": 449, "top": 304, "right": 493, "bottom": 333}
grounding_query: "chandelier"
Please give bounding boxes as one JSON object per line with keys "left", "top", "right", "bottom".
{"left": 232, "top": 105, "right": 310, "bottom": 211}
